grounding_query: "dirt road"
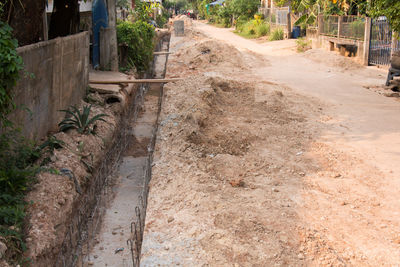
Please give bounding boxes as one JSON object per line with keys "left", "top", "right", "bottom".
{"left": 141, "top": 19, "right": 400, "bottom": 266}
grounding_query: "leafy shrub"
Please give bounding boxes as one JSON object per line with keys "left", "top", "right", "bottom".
{"left": 269, "top": 27, "right": 284, "bottom": 41}
{"left": 256, "top": 22, "right": 270, "bottom": 36}
{"left": 59, "top": 105, "right": 108, "bottom": 135}
{"left": 230, "top": 0, "right": 260, "bottom": 19}
{"left": 117, "top": 20, "right": 155, "bottom": 72}
{"left": 296, "top": 37, "right": 312, "bottom": 53}
{"left": 0, "top": 128, "right": 40, "bottom": 264}
{"left": 0, "top": 21, "right": 23, "bottom": 127}
{"left": 236, "top": 19, "right": 270, "bottom": 38}
{"left": 156, "top": 11, "right": 169, "bottom": 28}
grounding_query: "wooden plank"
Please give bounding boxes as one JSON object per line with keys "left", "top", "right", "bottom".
{"left": 89, "top": 78, "right": 182, "bottom": 84}
{"left": 153, "top": 51, "right": 174, "bottom": 55}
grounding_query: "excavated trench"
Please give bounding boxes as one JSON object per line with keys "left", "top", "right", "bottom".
{"left": 54, "top": 34, "right": 171, "bottom": 267}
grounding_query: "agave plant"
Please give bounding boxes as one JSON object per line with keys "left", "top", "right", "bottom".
{"left": 59, "top": 105, "right": 108, "bottom": 135}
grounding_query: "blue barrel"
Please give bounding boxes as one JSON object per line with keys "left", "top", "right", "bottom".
{"left": 292, "top": 26, "right": 300, "bottom": 39}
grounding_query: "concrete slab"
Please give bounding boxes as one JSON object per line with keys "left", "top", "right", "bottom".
{"left": 89, "top": 71, "right": 135, "bottom": 94}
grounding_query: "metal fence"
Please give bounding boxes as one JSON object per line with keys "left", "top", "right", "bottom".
{"left": 259, "top": 7, "right": 290, "bottom": 26}
{"left": 319, "top": 15, "right": 365, "bottom": 40}
{"left": 368, "top": 17, "right": 400, "bottom": 66}
{"left": 340, "top": 16, "right": 365, "bottom": 40}
{"left": 319, "top": 15, "right": 339, "bottom": 36}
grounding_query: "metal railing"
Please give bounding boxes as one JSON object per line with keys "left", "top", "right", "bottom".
{"left": 259, "top": 7, "right": 290, "bottom": 26}
{"left": 340, "top": 16, "right": 365, "bottom": 40}
{"left": 319, "top": 15, "right": 366, "bottom": 40}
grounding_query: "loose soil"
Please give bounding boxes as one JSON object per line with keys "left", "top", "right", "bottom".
{"left": 141, "top": 20, "right": 400, "bottom": 266}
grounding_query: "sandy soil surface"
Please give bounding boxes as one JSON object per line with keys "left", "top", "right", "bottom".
{"left": 141, "top": 20, "right": 400, "bottom": 266}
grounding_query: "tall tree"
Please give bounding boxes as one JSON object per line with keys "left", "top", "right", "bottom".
{"left": 1, "top": 0, "right": 46, "bottom": 46}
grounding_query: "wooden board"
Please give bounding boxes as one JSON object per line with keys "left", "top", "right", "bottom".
{"left": 89, "top": 78, "right": 182, "bottom": 84}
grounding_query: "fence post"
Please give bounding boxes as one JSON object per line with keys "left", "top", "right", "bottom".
{"left": 317, "top": 15, "right": 322, "bottom": 36}
{"left": 391, "top": 31, "right": 396, "bottom": 56}
{"left": 287, "top": 13, "right": 291, "bottom": 38}
{"left": 363, "top": 17, "right": 372, "bottom": 66}
{"left": 338, "top": 16, "right": 343, "bottom": 39}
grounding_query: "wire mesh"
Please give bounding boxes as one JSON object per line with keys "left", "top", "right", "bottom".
{"left": 340, "top": 16, "right": 365, "bottom": 40}
{"left": 319, "top": 15, "right": 339, "bottom": 37}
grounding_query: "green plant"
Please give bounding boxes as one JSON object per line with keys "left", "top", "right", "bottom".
{"left": 256, "top": 22, "right": 270, "bottom": 36}
{"left": 117, "top": 20, "right": 155, "bottom": 72}
{"left": 349, "top": 18, "right": 365, "bottom": 39}
{"left": 370, "top": 0, "right": 400, "bottom": 32}
{"left": 230, "top": 0, "right": 260, "bottom": 19}
{"left": 39, "top": 135, "right": 64, "bottom": 154}
{"left": 0, "top": 127, "right": 40, "bottom": 264}
{"left": 59, "top": 105, "right": 108, "bottom": 135}
{"left": 0, "top": 21, "right": 24, "bottom": 127}
{"left": 269, "top": 27, "right": 284, "bottom": 41}
{"left": 235, "top": 19, "right": 270, "bottom": 38}
{"left": 296, "top": 37, "right": 312, "bottom": 52}
{"left": 156, "top": 9, "right": 170, "bottom": 28}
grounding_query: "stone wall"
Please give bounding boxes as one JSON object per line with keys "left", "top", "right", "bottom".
{"left": 11, "top": 32, "right": 90, "bottom": 140}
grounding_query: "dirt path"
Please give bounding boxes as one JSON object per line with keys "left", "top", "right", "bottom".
{"left": 141, "top": 20, "right": 400, "bottom": 266}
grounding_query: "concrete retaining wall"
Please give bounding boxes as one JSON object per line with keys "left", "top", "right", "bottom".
{"left": 307, "top": 33, "right": 365, "bottom": 65}
{"left": 11, "top": 32, "right": 90, "bottom": 140}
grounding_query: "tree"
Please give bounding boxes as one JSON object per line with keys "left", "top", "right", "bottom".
{"left": 370, "top": 0, "right": 400, "bottom": 32}
{"left": 230, "top": 0, "right": 260, "bottom": 19}
{"left": 0, "top": 0, "right": 46, "bottom": 46}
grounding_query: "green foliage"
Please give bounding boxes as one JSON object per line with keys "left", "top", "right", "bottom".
{"left": 39, "top": 135, "right": 64, "bottom": 154}
{"left": 117, "top": 0, "right": 130, "bottom": 9}
{"left": 230, "top": 0, "right": 260, "bottom": 19}
{"left": 257, "top": 22, "right": 270, "bottom": 36}
{"left": 296, "top": 37, "right": 312, "bottom": 52}
{"left": 199, "top": 0, "right": 259, "bottom": 26}
{"left": 269, "top": 27, "right": 284, "bottom": 41}
{"left": 0, "top": 21, "right": 23, "bottom": 127}
{"left": 274, "top": 0, "right": 288, "bottom": 7}
{"left": 236, "top": 19, "right": 270, "bottom": 38}
{"left": 216, "top": 4, "right": 233, "bottom": 27}
{"left": 0, "top": 127, "right": 40, "bottom": 264}
{"left": 162, "top": 0, "right": 175, "bottom": 10}
{"left": 117, "top": 20, "right": 155, "bottom": 72}
{"left": 292, "top": 0, "right": 344, "bottom": 27}
{"left": 59, "top": 105, "right": 108, "bottom": 135}
{"left": 156, "top": 9, "right": 170, "bottom": 28}
{"left": 132, "top": 0, "right": 153, "bottom": 21}
{"left": 349, "top": 18, "right": 365, "bottom": 39}
{"left": 370, "top": 0, "right": 400, "bottom": 33}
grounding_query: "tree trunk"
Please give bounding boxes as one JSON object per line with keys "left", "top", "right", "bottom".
{"left": 2, "top": 0, "right": 46, "bottom": 46}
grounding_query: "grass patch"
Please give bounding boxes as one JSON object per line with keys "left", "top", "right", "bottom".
{"left": 296, "top": 37, "right": 312, "bottom": 52}
{"left": 0, "top": 127, "right": 41, "bottom": 265}
{"left": 235, "top": 19, "right": 270, "bottom": 39}
{"left": 269, "top": 27, "right": 284, "bottom": 41}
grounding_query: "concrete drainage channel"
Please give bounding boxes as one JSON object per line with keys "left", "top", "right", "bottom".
{"left": 55, "top": 33, "right": 171, "bottom": 267}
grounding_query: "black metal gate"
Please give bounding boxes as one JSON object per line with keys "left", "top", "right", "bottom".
{"left": 369, "top": 17, "right": 400, "bottom": 66}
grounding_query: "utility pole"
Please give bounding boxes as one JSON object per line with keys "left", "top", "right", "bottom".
{"left": 107, "top": 0, "right": 119, "bottom": 71}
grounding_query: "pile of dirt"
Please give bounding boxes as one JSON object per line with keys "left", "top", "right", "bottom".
{"left": 168, "top": 39, "right": 249, "bottom": 77}
{"left": 141, "top": 33, "right": 325, "bottom": 265}
{"left": 171, "top": 14, "right": 192, "bottom": 27}
{"left": 303, "top": 48, "right": 363, "bottom": 71}
{"left": 141, "top": 20, "right": 400, "bottom": 267}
